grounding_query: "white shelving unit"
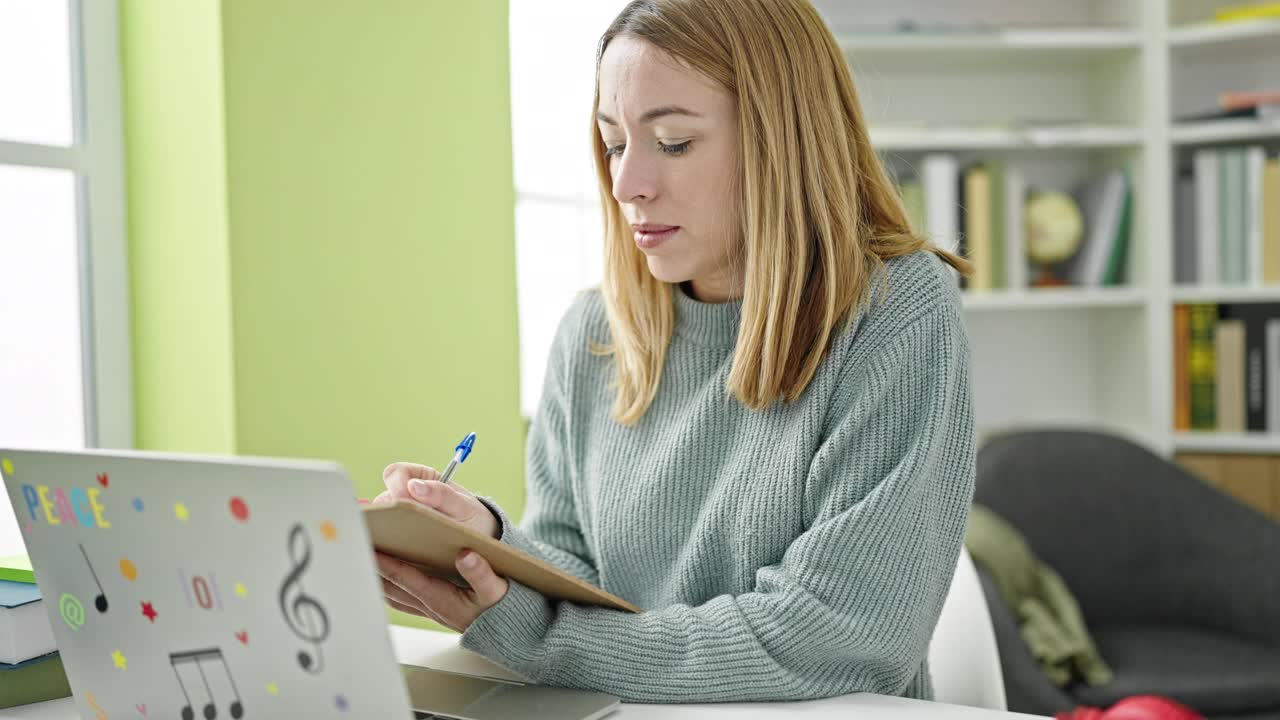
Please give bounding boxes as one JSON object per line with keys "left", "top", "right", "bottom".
{"left": 811, "top": 0, "right": 1280, "bottom": 458}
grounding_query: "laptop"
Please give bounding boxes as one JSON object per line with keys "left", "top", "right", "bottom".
{"left": 0, "top": 447, "right": 620, "bottom": 720}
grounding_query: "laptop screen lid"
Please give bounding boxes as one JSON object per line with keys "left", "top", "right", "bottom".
{"left": 1, "top": 447, "right": 414, "bottom": 718}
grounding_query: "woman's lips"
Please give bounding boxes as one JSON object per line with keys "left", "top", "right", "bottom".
{"left": 633, "top": 225, "right": 680, "bottom": 249}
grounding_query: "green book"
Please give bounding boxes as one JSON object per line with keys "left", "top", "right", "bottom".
{"left": 900, "top": 180, "right": 926, "bottom": 235}
{"left": 988, "top": 161, "right": 1007, "bottom": 289}
{"left": 0, "top": 653, "right": 72, "bottom": 709}
{"left": 1101, "top": 178, "right": 1132, "bottom": 286}
{"left": 0, "top": 556, "right": 34, "bottom": 584}
{"left": 1188, "top": 304, "right": 1218, "bottom": 430}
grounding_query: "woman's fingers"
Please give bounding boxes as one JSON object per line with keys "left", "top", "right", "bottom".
{"left": 407, "top": 480, "right": 476, "bottom": 521}
{"left": 381, "top": 462, "right": 441, "bottom": 500}
{"left": 456, "top": 551, "right": 508, "bottom": 608}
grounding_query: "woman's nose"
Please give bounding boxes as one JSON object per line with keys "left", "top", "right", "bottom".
{"left": 611, "top": 147, "right": 658, "bottom": 204}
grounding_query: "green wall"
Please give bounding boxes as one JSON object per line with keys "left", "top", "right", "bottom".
{"left": 121, "top": 0, "right": 525, "bottom": 629}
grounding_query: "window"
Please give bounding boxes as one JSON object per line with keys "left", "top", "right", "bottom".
{"left": 509, "top": 0, "right": 629, "bottom": 417}
{"left": 0, "top": 1, "right": 130, "bottom": 556}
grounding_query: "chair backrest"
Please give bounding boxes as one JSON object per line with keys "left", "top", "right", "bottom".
{"left": 929, "top": 547, "right": 1007, "bottom": 711}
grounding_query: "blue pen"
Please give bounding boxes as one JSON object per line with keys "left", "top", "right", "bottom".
{"left": 438, "top": 432, "right": 476, "bottom": 485}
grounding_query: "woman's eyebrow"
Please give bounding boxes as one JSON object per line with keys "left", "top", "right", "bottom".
{"left": 596, "top": 105, "right": 704, "bottom": 126}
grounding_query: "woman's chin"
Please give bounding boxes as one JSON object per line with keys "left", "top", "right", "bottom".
{"left": 644, "top": 256, "right": 694, "bottom": 285}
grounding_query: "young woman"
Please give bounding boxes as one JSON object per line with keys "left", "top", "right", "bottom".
{"left": 373, "top": 0, "right": 975, "bottom": 704}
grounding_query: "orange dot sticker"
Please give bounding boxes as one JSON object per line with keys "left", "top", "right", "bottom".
{"left": 119, "top": 558, "right": 137, "bottom": 581}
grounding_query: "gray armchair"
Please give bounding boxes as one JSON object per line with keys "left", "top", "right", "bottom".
{"left": 973, "top": 429, "right": 1280, "bottom": 719}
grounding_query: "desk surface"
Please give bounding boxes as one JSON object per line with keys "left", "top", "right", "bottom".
{"left": 2, "top": 625, "right": 1044, "bottom": 719}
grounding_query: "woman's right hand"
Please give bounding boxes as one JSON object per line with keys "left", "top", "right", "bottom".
{"left": 371, "top": 462, "right": 501, "bottom": 540}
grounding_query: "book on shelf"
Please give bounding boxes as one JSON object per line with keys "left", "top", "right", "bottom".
{"left": 1175, "top": 172, "right": 1198, "bottom": 285}
{"left": 1266, "top": 158, "right": 1280, "bottom": 285}
{"left": 1221, "top": 305, "right": 1274, "bottom": 432}
{"left": 1070, "top": 170, "right": 1130, "bottom": 287}
{"left": 1174, "top": 305, "right": 1192, "bottom": 431}
{"left": 1216, "top": 319, "right": 1247, "bottom": 433}
{"left": 1187, "top": 304, "right": 1219, "bottom": 430}
{"left": 1176, "top": 303, "right": 1280, "bottom": 434}
{"left": 1214, "top": 2, "right": 1280, "bottom": 23}
{"left": 1220, "top": 90, "right": 1280, "bottom": 114}
{"left": 922, "top": 153, "right": 960, "bottom": 259}
{"left": 1176, "top": 147, "right": 1280, "bottom": 287}
{"left": 964, "top": 165, "right": 994, "bottom": 291}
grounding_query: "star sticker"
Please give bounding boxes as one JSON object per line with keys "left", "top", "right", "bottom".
{"left": 320, "top": 520, "right": 338, "bottom": 541}
{"left": 112, "top": 650, "right": 127, "bottom": 670}
{"left": 234, "top": 581, "right": 248, "bottom": 598}
{"left": 174, "top": 503, "right": 189, "bottom": 521}
{"left": 141, "top": 602, "right": 157, "bottom": 623}
{"left": 266, "top": 682, "right": 279, "bottom": 696}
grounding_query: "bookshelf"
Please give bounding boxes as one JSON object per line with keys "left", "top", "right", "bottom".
{"left": 810, "top": 0, "right": 1280, "bottom": 457}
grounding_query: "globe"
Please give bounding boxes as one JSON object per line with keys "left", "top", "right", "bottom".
{"left": 1025, "top": 190, "right": 1083, "bottom": 266}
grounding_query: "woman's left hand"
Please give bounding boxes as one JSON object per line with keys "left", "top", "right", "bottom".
{"left": 375, "top": 549, "right": 509, "bottom": 633}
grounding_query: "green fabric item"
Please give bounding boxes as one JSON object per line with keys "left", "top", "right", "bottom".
{"left": 965, "top": 504, "right": 1114, "bottom": 687}
{"left": 462, "top": 252, "right": 977, "bottom": 703}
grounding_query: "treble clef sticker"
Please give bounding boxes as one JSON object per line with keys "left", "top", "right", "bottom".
{"left": 277, "top": 524, "right": 330, "bottom": 674}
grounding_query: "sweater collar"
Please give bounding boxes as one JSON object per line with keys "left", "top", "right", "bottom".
{"left": 672, "top": 282, "right": 742, "bottom": 349}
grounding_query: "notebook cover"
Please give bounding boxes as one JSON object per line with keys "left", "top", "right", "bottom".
{"left": 0, "top": 579, "right": 39, "bottom": 609}
{"left": 364, "top": 501, "right": 640, "bottom": 613}
{"left": 0, "top": 652, "right": 72, "bottom": 709}
{"left": 0, "top": 556, "right": 34, "bottom": 585}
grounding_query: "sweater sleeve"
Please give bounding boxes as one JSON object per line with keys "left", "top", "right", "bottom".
{"left": 476, "top": 293, "right": 600, "bottom": 585}
{"left": 459, "top": 302, "right": 977, "bottom": 703}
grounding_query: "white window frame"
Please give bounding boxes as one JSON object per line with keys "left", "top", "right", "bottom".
{"left": 0, "top": 0, "right": 132, "bottom": 449}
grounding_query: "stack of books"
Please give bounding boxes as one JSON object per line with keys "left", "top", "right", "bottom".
{"left": 0, "top": 555, "right": 71, "bottom": 708}
{"left": 1174, "top": 304, "right": 1280, "bottom": 433}
{"left": 1174, "top": 148, "right": 1280, "bottom": 287}
{"left": 897, "top": 156, "right": 1130, "bottom": 291}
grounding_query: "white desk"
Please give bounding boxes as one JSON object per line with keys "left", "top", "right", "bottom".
{"left": 2, "top": 625, "right": 1045, "bottom": 719}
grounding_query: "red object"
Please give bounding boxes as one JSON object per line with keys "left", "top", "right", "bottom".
{"left": 229, "top": 496, "right": 249, "bottom": 522}
{"left": 1057, "top": 696, "right": 1204, "bottom": 720}
{"left": 1220, "top": 90, "right": 1280, "bottom": 111}
{"left": 235, "top": 630, "right": 248, "bottom": 645}
{"left": 97, "top": 473, "right": 109, "bottom": 488}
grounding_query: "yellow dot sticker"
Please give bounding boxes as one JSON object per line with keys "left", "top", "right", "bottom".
{"left": 1, "top": 458, "right": 12, "bottom": 476}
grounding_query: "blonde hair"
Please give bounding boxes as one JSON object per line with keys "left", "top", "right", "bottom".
{"left": 592, "top": 0, "right": 971, "bottom": 425}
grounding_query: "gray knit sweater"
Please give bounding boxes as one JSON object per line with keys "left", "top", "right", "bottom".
{"left": 464, "top": 250, "right": 976, "bottom": 704}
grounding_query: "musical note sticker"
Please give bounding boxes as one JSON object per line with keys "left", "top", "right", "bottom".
{"left": 169, "top": 647, "right": 244, "bottom": 720}
{"left": 80, "top": 543, "right": 109, "bottom": 612}
{"left": 85, "top": 690, "right": 107, "bottom": 719}
{"left": 179, "top": 571, "right": 223, "bottom": 610}
{"left": 278, "top": 524, "right": 330, "bottom": 674}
